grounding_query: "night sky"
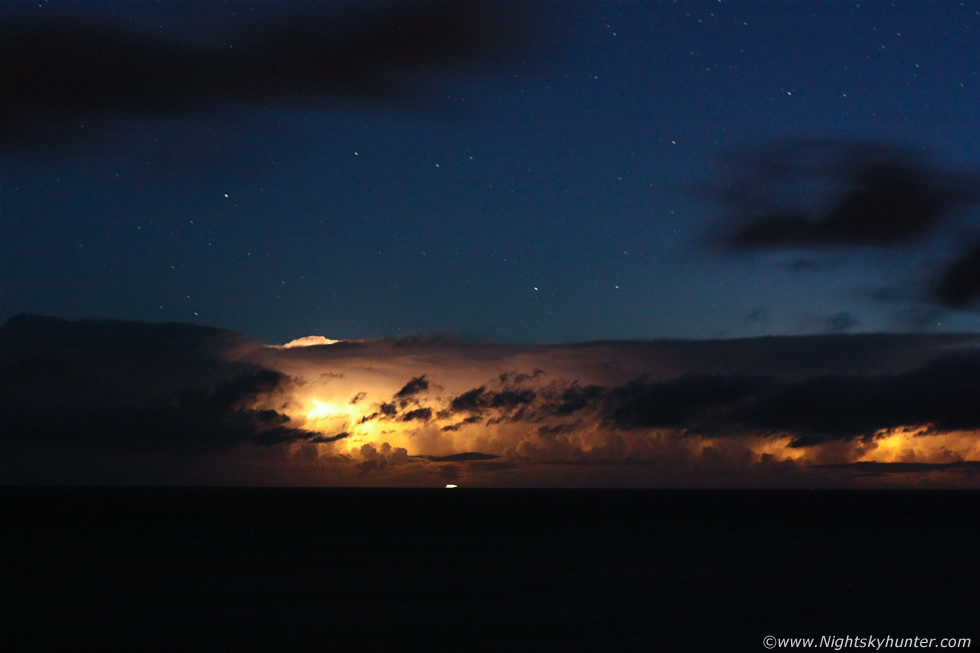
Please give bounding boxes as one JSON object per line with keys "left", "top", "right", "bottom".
{"left": 4, "top": 0, "right": 978, "bottom": 342}
{"left": 1, "top": 1, "right": 979, "bottom": 487}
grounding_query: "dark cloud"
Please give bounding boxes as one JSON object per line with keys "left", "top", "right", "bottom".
{"left": 447, "top": 386, "right": 488, "bottom": 414}
{"left": 0, "top": 313, "right": 251, "bottom": 411}
{"left": 0, "top": 0, "right": 556, "bottom": 149}
{"left": 0, "top": 315, "right": 314, "bottom": 452}
{"left": 712, "top": 140, "right": 980, "bottom": 314}
{"left": 554, "top": 383, "right": 605, "bottom": 416}
{"left": 399, "top": 407, "right": 432, "bottom": 423}
{"left": 498, "top": 370, "right": 545, "bottom": 385}
{"left": 600, "top": 374, "right": 768, "bottom": 431}
{"left": 380, "top": 402, "right": 398, "bottom": 416}
{"left": 442, "top": 385, "right": 537, "bottom": 418}
{"left": 934, "top": 244, "right": 980, "bottom": 309}
{"left": 394, "top": 375, "right": 429, "bottom": 399}
{"left": 734, "top": 353, "right": 980, "bottom": 446}
{"left": 358, "top": 401, "right": 399, "bottom": 423}
{"left": 359, "top": 389, "right": 435, "bottom": 422}
{"left": 376, "top": 349, "right": 977, "bottom": 449}
{"left": 514, "top": 345, "right": 980, "bottom": 448}
{"left": 441, "top": 416, "right": 482, "bottom": 432}
{"left": 489, "top": 389, "right": 536, "bottom": 409}
{"left": 2, "top": 371, "right": 314, "bottom": 452}
{"left": 349, "top": 392, "right": 367, "bottom": 405}
{"left": 310, "top": 432, "right": 352, "bottom": 444}
{"left": 178, "top": 369, "right": 284, "bottom": 417}
{"left": 716, "top": 140, "right": 978, "bottom": 250}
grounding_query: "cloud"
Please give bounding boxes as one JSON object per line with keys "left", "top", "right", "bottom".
{"left": 311, "top": 432, "right": 352, "bottom": 444}
{"left": 394, "top": 375, "right": 430, "bottom": 400}
{"left": 2, "top": 372, "right": 314, "bottom": 452}
{"left": 0, "top": 314, "right": 314, "bottom": 452}
{"left": 440, "top": 384, "right": 538, "bottom": 423}
{"left": 3, "top": 315, "right": 978, "bottom": 487}
{"left": 309, "top": 333, "right": 979, "bottom": 478}
{"left": 399, "top": 407, "right": 433, "bottom": 422}
{"left": 489, "top": 389, "right": 538, "bottom": 410}
{"left": 446, "top": 386, "right": 488, "bottom": 414}
{"left": 715, "top": 140, "right": 978, "bottom": 250}
{"left": 357, "top": 442, "right": 410, "bottom": 474}
{"left": 710, "top": 139, "right": 980, "bottom": 314}
{"left": 732, "top": 353, "right": 980, "bottom": 446}
{"left": 359, "top": 401, "right": 399, "bottom": 422}
{"left": 441, "top": 416, "right": 482, "bottom": 432}
{"left": 598, "top": 374, "right": 768, "bottom": 431}
{"left": 554, "top": 383, "right": 605, "bottom": 416}
{"left": 934, "top": 244, "right": 980, "bottom": 309}
{"left": 0, "top": 0, "right": 555, "bottom": 149}
{"left": 276, "top": 336, "right": 342, "bottom": 349}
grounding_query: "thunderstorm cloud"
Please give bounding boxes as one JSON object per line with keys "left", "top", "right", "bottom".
{"left": 2, "top": 315, "right": 978, "bottom": 487}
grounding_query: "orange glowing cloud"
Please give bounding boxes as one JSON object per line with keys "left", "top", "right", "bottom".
{"left": 2, "top": 316, "right": 978, "bottom": 487}
{"left": 235, "top": 331, "right": 980, "bottom": 487}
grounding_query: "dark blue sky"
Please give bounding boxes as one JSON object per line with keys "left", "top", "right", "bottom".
{"left": 2, "top": 0, "right": 978, "bottom": 344}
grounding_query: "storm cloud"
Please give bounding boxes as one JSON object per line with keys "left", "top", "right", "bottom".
{"left": 2, "top": 315, "right": 978, "bottom": 487}
{"left": 0, "top": 314, "right": 315, "bottom": 453}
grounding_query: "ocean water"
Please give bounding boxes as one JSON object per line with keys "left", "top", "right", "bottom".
{"left": 4, "top": 488, "right": 977, "bottom": 650}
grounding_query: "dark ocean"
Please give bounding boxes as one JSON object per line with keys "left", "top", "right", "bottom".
{"left": 4, "top": 488, "right": 977, "bottom": 651}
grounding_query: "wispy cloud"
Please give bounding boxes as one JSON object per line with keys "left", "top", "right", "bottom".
{"left": 710, "top": 139, "right": 980, "bottom": 312}
{"left": 0, "top": 0, "right": 555, "bottom": 149}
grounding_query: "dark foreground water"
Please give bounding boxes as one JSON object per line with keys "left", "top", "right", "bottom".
{"left": 3, "top": 488, "right": 978, "bottom": 651}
